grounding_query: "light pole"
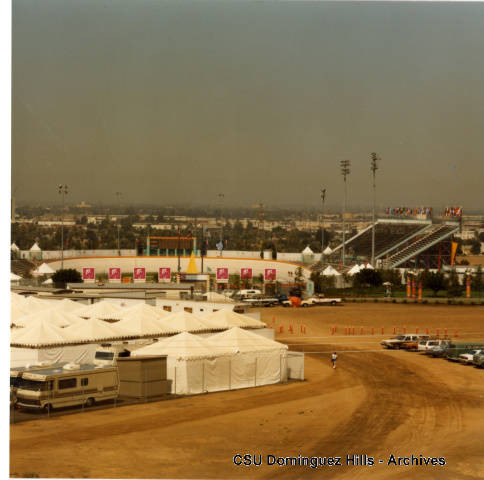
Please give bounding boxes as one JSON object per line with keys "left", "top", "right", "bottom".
{"left": 58, "top": 184, "right": 68, "bottom": 269}
{"left": 320, "top": 188, "right": 326, "bottom": 260}
{"left": 115, "top": 192, "right": 122, "bottom": 256}
{"left": 218, "top": 193, "right": 224, "bottom": 256}
{"left": 340, "top": 160, "right": 350, "bottom": 267}
{"left": 371, "top": 153, "right": 379, "bottom": 267}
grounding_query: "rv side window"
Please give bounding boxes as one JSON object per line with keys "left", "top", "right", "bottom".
{"left": 59, "top": 378, "right": 77, "bottom": 389}
{"left": 163, "top": 306, "right": 172, "bottom": 312}
{"left": 81, "top": 378, "right": 88, "bottom": 387}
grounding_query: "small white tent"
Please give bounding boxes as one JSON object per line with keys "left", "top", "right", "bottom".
{"left": 322, "top": 265, "right": 341, "bottom": 276}
{"left": 12, "top": 309, "right": 84, "bottom": 329}
{"left": 10, "top": 272, "right": 22, "bottom": 283}
{"left": 63, "top": 318, "right": 131, "bottom": 343}
{"left": 32, "top": 263, "right": 55, "bottom": 276}
{"left": 347, "top": 264, "right": 362, "bottom": 276}
{"left": 323, "top": 246, "right": 333, "bottom": 255}
{"left": 116, "top": 316, "right": 177, "bottom": 337}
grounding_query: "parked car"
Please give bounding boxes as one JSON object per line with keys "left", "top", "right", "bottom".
{"left": 381, "top": 334, "right": 430, "bottom": 350}
{"left": 458, "top": 349, "right": 484, "bottom": 364}
{"left": 445, "top": 344, "right": 484, "bottom": 362}
{"left": 418, "top": 339, "right": 451, "bottom": 353}
{"left": 472, "top": 353, "right": 484, "bottom": 368}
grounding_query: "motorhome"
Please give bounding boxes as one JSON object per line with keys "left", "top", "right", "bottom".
{"left": 15, "top": 363, "right": 119, "bottom": 411}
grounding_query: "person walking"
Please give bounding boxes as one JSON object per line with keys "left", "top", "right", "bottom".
{"left": 331, "top": 352, "right": 338, "bottom": 369}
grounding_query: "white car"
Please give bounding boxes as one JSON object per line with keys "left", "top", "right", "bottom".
{"left": 418, "top": 339, "right": 451, "bottom": 353}
{"left": 458, "top": 349, "right": 484, "bottom": 364}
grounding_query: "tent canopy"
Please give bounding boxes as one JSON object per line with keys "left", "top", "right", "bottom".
{"left": 64, "top": 317, "right": 131, "bottom": 342}
{"left": 11, "top": 319, "right": 76, "bottom": 347}
{"left": 132, "top": 331, "right": 228, "bottom": 360}
{"left": 116, "top": 315, "right": 176, "bottom": 337}
{"left": 322, "top": 265, "right": 341, "bottom": 276}
{"left": 159, "top": 310, "right": 212, "bottom": 333}
{"left": 11, "top": 242, "right": 20, "bottom": 252}
{"left": 74, "top": 301, "right": 124, "bottom": 320}
{"left": 11, "top": 272, "right": 22, "bottom": 281}
{"left": 323, "top": 246, "right": 333, "bottom": 255}
{"left": 210, "top": 327, "right": 288, "bottom": 354}
{"left": 12, "top": 309, "right": 85, "bottom": 329}
{"left": 33, "top": 263, "right": 55, "bottom": 275}
{"left": 118, "top": 302, "right": 169, "bottom": 322}
{"left": 206, "top": 309, "right": 265, "bottom": 329}
{"left": 347, "top": 264, "right": 362, "bottom": 276}
{"left": 302, "top": 246, "right": 314, "bottom": 255}
{"left": 29, "top": 242, "right": 41, "bottom": 252}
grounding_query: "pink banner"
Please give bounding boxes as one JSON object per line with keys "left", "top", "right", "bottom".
{"left": 82, "top": 267, "right": 95, "bottom": 282}
{"left": 109, "top": 267, "right": 121, "bottom": 281}
{"left": 265, "top": 268, "right": 276, "bottom": 281}
{"left": 241, "top": 267, "right": 253, "bottom": 279}
{"left": 133, "top": 267, "right": 146, "bottom": 281}
{"left": 216, "top": 267, "right": 229, "bottom": 283}
{"left": 159, "top": 267, "right": 171, "bottom": 282}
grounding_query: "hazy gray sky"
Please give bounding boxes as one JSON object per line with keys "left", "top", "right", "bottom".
{"left": 11, "top": 0, "right": 484, "bottom": 210}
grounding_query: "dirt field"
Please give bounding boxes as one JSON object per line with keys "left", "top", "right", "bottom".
{"left": 10, "top": 304, "right": 484, "bottom": 479}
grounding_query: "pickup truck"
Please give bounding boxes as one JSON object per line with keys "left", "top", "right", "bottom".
{"left": 282, "top": 296, "right": 342, "bottom": 308}
{"left": 381, "top": 334, "right": 430, "bottom": 350}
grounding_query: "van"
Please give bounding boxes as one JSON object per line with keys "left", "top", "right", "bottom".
{"left": 15, "top": 363, "right": 119, "bottom": 411}
{"left": 94, "top": 342, "right": 154, "bottom": 366}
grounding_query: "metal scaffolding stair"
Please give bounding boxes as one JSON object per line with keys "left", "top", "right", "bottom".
{"left": 383, "top": 223, "right": 459, "bottom": 268}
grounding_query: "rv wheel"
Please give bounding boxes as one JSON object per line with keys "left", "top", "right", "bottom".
{"left": 85, "top": 398, "right": 95, "bottom": 408}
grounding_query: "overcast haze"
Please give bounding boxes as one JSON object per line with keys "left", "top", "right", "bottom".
{"left": 11, "top": 0, "right": 484, "bottom": 210}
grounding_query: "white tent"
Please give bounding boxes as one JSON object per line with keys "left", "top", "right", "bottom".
{"left": 63, "top": 317, "right": 131, "bottom": 343}
{"left": 33, "top": 263, "right": 55, "bottom": 276}
{"left": 323, "top": 246, "right": 333, "bottom": 255}
{"left": 159, "top": 310, "right": 212, "bottom": 333}
{"left": 132, "top": 332, "right": 233, "bottom": 394}
{"left": 118, "top": 302, "right": 169, "bottom": 322}
{"left": 302, "top": 246, "right": 314, "bottom": 255}
{"left": 10, "top": 272, "right": 22, "bottom": 283}
{"left": 30, "top": 242, "right": 41, "bottom": 252}
{"left": 12, "top": 309, "right": 82, "bottom": 329}
{"left": 49, "top": 298, "right": 83, "bottom": 313}
{"left": 10, "top": 303, "right": 30, "bottom": 324}
{"left": 322, "top": 265, "right": 341, "bottom": 276}
{"left": 206, "top": 309, "right": 266, "bottom": 329}
{"left": 209, "top": 327, "right": 288, "bottom": 389}
{"left": 74, "top": 301, "right": 124, "bottom": 321}
{"left": 23, "top": 296, "right": 54, "bottom": 312}
{"left": 116, "top": 316, "right": 177, "bottom": 337}
{"left": 11, "top": 318, "right": 76, "bottom": 347}
{"left": 359, "top": 263, "right": 374, "bottom": 270}
{"left": 347, "top": 264, "right": 362, "bottom": 276}
{"left": 11, "top": 242, "right": 20, "bottom": 252}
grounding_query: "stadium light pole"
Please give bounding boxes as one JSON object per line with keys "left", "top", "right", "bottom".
{"left": 371, "top": 153, "right": 379, "bottom": 267}
{"left": 58, "top": 184, "right": 68, "bottom": 269}
{"left": 320, "top": 188, "right": 326, "bottom": 260}
{"left": 218, "top": 193, "right": 224, "bottom": 256}
{"left": 340, "top": 160, "right": 350, "bottom": 267}
{"left": 115, "top": 191, "right": 122, "bottom": 256}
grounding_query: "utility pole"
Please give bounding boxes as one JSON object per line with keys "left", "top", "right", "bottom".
{"left": 320, "top": 188, "right": 326, "bottom": 260}
{"left": 340, "top": 160, "right": 350, "bottom": 267}
{"left": 177, "top": 227, "right": 181, "bottom": 273}
{"left": 115, "top": 191, "right": 122, "bottom": 256}
{"left": 370, "top": 153, "right": 379, "bottom": 267}
{"left": 58, "top": 184, "right": 68, "bottom": 269}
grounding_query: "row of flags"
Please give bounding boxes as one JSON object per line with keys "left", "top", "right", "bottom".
{"left": 444, "top": 206, "right": 463, "bottom": 217}
{"left": 384, "top": 207, "right": 432, "bottom": 216}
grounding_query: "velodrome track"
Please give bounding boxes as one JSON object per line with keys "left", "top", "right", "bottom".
{"left": 10, "top": 304, "right": 484, "bottom": 479}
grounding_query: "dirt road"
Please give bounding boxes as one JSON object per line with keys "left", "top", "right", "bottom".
{"left": 10, "top": 304, "right": 484, "bottom": 479}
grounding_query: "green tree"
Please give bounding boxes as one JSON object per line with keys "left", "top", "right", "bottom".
{"left": 52, "top": 268, "right": 82, "bottom": 285}
{"left": 424, "top": 271, "right": 446, "bottom": 296}
{"left": 446, "top": 269, "right": 463, "bottom": 297}
{"left": 353, "top": 268, "right": 382, "bottom": 288}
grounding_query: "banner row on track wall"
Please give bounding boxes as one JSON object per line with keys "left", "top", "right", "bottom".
{"left": 82, "top": 266, "right": 278, "bottom": 283}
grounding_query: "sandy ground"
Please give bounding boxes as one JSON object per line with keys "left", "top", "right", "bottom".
{"left": 10, "top": 304, "right": 484, "bottom": 479}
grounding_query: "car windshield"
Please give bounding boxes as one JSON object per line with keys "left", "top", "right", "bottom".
{"left": 395, "top": 336, "right": 405, "bottom": 340}
{"left": 17, "top": 378, "right": 52, "bottom": 391}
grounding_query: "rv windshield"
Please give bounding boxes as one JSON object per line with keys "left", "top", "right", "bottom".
{"left": 10, "top": 376, "right": 19, "bottom": 387}
{"left": 17, "top": 379, "right": 52, "bottom": 391}
{"left": 95, "top": 351, "right": 115, "bottom": 360}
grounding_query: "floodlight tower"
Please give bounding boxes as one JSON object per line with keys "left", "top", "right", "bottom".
{"left": 370, "top": 153, "right": 379, "bottom": 267}
{"left": 340, "top": 160, "right": 350, "bottom": 267}
{"left": 58, "top": 184, "right": 69, "bottom": 269}
{"left": 320, "top": 188, "right": 326, "bottom": 258}
{"left": 115, "top": 191, "right": 122, "bottom": 256}
{"left": 217, "top": 193, "right": 225, "bottom": 256}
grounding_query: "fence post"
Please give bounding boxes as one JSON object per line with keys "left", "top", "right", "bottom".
{"left": 202, "top": 361, "right": 205, "bottom": 394}
{"left": 174, "top": 366, "right": 177, "bottom": 395}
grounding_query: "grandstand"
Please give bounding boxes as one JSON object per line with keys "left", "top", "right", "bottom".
{"left": 329, "top": 219, "right": 460, "bottom": 270}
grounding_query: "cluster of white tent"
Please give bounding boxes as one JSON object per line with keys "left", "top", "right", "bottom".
{"left": 9, "top": 293, "right": 299, "bottom": 394}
